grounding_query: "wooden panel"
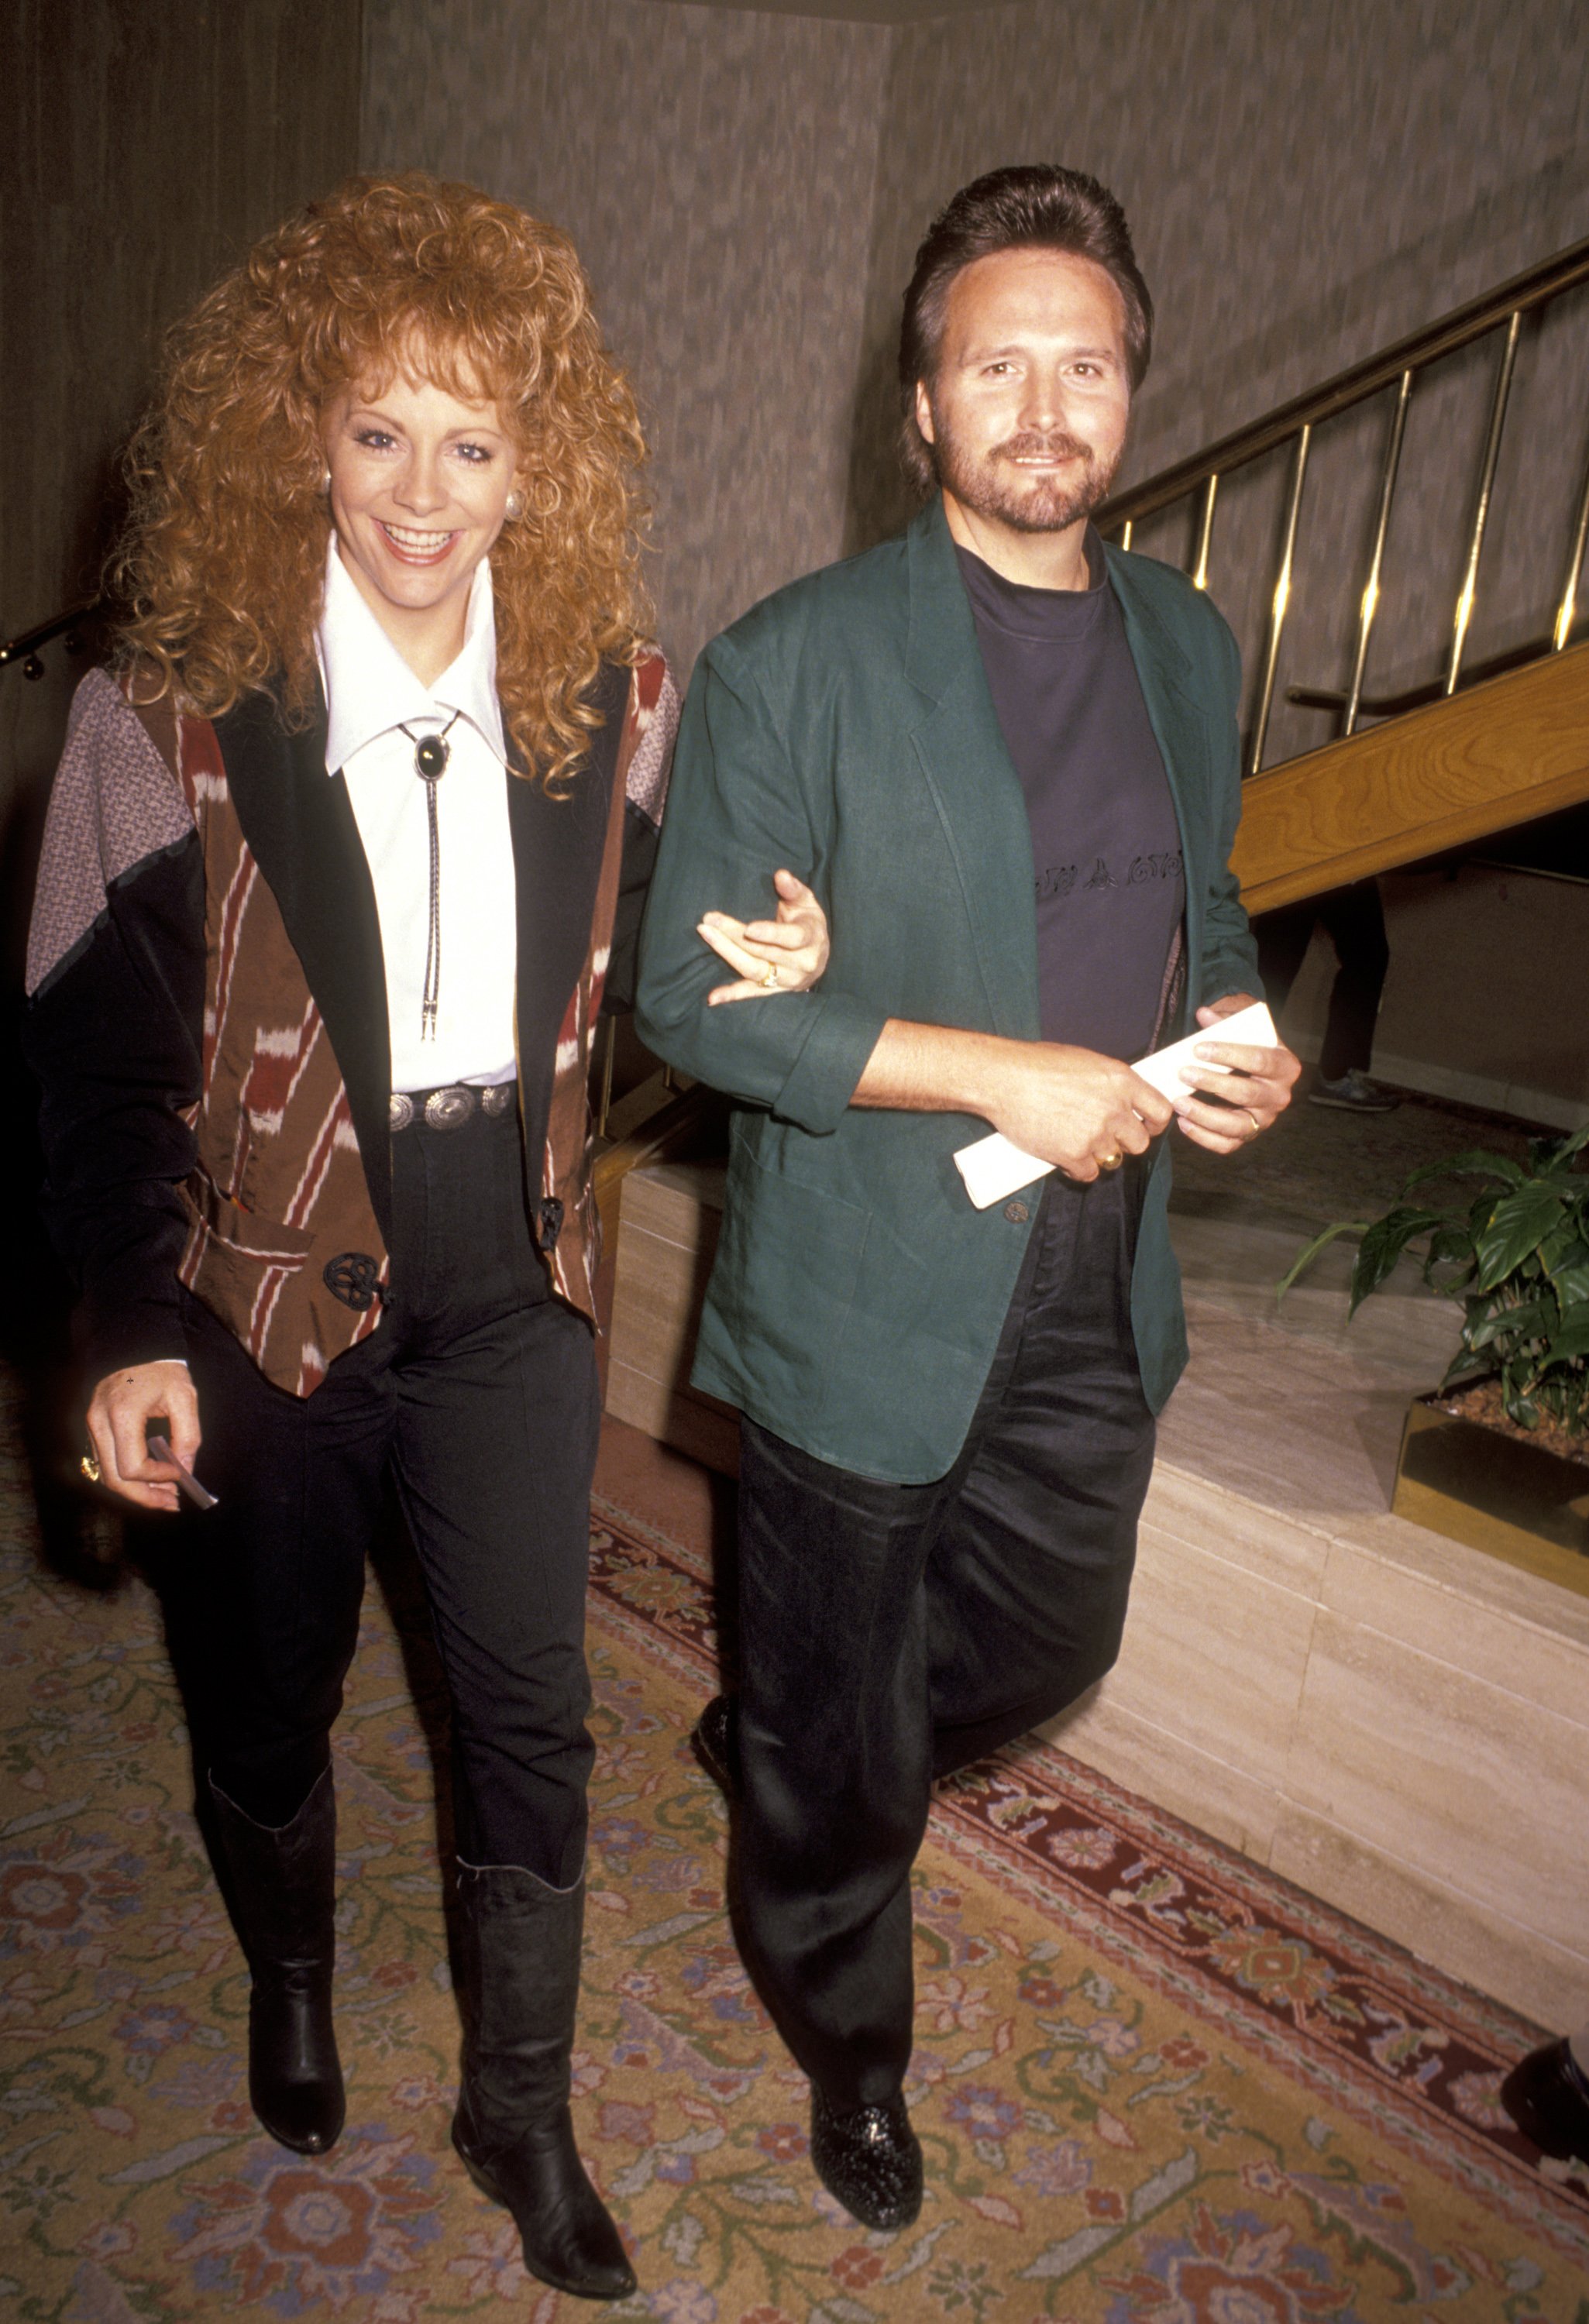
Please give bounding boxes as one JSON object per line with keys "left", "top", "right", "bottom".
{"left": 1233, "top": 644, "right": 1589, "bottom": 913}
{"left": 606, "top": 1164, "right": 738, "bottom": 1477}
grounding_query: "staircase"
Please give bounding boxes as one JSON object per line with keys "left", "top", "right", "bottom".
{"left": 1094, "top": 234, "right": 1589, "bottom": 908}
{"left": 1233, "top": 641, "right": 1589, "bottom": 911}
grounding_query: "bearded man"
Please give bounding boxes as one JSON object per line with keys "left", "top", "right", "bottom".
{"left": 635, "top": 166, "right": 1299, "bottom": 2229}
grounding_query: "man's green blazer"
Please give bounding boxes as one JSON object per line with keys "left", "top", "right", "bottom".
{"left": 635, "top": 497, "right": 1260, "bottom": 1483}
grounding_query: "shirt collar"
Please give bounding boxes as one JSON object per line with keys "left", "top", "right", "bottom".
{"left": 315, "top": 536, "right": 507, "bottom": 774}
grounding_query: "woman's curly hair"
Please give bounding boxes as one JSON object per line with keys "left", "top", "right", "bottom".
{"left": 112, "top": 173, "right": 651, "bottom": 787}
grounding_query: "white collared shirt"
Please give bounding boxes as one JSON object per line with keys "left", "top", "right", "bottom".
{"left": 316, "top": 540, "right": 518, "bottom": 1094}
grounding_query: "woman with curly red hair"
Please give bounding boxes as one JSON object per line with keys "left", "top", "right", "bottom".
{"left": 24, "top": 174, "right": 823, "bottom": 2302}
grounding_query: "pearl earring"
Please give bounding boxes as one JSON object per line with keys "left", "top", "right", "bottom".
{"left": 504, "top": 490, "right": 522, "bottom": 521}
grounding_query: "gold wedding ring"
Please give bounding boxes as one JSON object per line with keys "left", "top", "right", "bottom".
{"left": 1243, "top": 1107, "right": 1261, "bottom": 1135}
{"left": 80, "top": 1447, "right": 101, "bottom": 1483}
{"left": 760, "top": 962, "right": 780, "bottom": 989}
{"left": 1099, "top": 1151, "right": 1123, "bottom": 1173}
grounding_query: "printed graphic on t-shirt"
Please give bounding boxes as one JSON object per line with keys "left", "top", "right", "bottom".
{"left": 1037, "top": 851, "right": 1183, "bottom": 899}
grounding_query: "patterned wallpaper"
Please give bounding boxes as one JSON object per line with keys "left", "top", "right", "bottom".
{"left": 2, "top": 0, "right": 363, "bottom": 980}
{"left": 363, "top": 0, "right": 1589, "bottom": 727}
{"left": 855, "top": 0, "right": 1589, "bottom": 754}
{"left": 362, "top": 0, "right": 891, "bottom": 680}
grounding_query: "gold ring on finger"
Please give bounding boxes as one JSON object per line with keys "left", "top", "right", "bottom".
{"left": 1099, "top": 1151, "right": 1123, "bottom": 1173}
{"left": 80, "top": 1447, "right": 101, "bottom": 1483}
{"left": 761, "top": 962, "right": 780, "bottom": 989}
{"left": 1243, "top": 1107, "right": 1261, "bottom": 1135}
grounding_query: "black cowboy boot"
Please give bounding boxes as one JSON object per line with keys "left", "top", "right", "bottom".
{"left": 451, "top": 1865, "right": 635, "bottom": 2302}
{"left": 810, "top": 2087, "right": 924, "bottom": 2231}
{"left": 208, "top": 1767, "right": 345, "bottom": 2154}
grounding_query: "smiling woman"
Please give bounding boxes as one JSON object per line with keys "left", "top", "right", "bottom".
{"left": 22, "top": 172, "right": 690, "bottom": 2307}
{"left": 110, "top": 174, "right": 648, "bottom": 789}
{"left": 324, "top": 377, "right": 521, "bottom": 681}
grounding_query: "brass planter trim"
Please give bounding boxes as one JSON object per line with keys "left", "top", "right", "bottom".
{"left": 1391, "top": 1394, "right": 1589, "bottom": 1599}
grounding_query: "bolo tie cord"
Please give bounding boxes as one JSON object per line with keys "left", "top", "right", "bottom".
{"left": 398, "top": 711, "right": 461, "bottom": 1040}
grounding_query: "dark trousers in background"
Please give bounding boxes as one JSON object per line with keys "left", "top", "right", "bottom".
{"left": 1254, "top": 878, "right": 1390, "bottom": 1081}
{"left": 733, "top": 1163, "right": 1157, "bottom": 2109}
{"left": 170, "top": 1103, "right": 600, "bottom": 1888}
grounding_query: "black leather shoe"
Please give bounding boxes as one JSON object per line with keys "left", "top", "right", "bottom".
{"left": 452, "top": 1864, "right": 635, "bottom": 2302}
{"left": 209, "top": 1769, "right": 345, "bottom": 2155}
{"left": 692, "top": 1693, "right": 739, "bottom": 1797}
{"left": 1501, "top": 2037, "right": 1589, "bottom": 2161}
{"left": 810, "top": 2089, "right": 923, "bottom": 2231}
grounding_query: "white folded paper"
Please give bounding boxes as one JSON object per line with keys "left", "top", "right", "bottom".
{"left": 952, "top": 1000, "right": 1279, "bottom": 1209}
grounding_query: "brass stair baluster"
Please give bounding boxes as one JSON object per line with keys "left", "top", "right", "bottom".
{"left": 1446, "top": 310, "right": 1522, "bottom": 696}
{"left": 1191, "top": 473, "right": 1218, "bottom": 590}
{"left": 1344, "top": 370, "right": 1415, "bottom": 735}
{"left": 1249, "top": 425, "right": 1312, "bottom": 773}
{"left": 1553, "top": 437, "right": 1589, "bottom": 652}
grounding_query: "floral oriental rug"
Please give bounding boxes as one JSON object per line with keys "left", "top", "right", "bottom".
{"left": 2, "top": 1397, "right": 1586, "bottom": 2322}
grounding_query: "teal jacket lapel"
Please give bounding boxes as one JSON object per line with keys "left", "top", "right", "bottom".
{"left": 1103, "top": 545, "right": 1212, "bottom": 1019}
{"left": 903, "top": 502, "right": 1040, "bottom": 1041}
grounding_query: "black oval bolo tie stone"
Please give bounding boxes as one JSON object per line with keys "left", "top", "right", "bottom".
{"left": 414, "top": 734, "right": 449, "bottom": 780}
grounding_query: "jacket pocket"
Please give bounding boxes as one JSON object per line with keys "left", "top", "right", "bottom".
{"left": 707, "top": 1141, "right": 870, "bottom": 1423}
{"left": 180, "top": 1172, "right": 312, "bottom": 1267}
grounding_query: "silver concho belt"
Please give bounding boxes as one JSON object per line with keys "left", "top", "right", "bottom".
{"left": 389, "top": 1082, "right": 518, "bottom": 1133}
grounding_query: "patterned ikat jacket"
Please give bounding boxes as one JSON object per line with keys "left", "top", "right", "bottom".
{"left": 26, "top": 655, "right": 676, "bottom": 1397}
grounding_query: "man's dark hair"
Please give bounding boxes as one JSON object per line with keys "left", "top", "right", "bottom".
{"left": 898, "top": 163, "right": 1153, "bottom": 495}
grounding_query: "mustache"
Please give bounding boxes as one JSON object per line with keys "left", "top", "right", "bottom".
{"left": 994, "top": 431, "right": 1096, "bottom": 465}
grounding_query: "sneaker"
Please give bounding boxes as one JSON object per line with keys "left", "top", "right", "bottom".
{"left": 1308, "top": 1070, "right": 1399, "bottom": 1113}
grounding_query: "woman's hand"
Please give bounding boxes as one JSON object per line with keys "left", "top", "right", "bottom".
{"left": 698, "top": 868, "right": 831, "bottom": 1006}
{"left": 85, "top": 1360, "right": 202, "bottom": 1514}
{"left": 1175, "top": 992, "right": 1301, "bottom": 1154}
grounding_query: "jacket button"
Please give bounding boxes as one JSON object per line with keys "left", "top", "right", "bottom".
{"left": 1003, "top": 1199, "right": 1030, "bottom": 1223}
{"left": 324, "top": 1252, "right": 382, "bottom": 1310}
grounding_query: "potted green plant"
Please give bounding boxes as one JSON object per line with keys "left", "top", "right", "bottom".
{"left": 1280, "top": 1122, "right": 1589, "bottom": 1593}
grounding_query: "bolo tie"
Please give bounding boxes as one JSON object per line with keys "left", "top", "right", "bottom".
{"left": 397, "top": 710, "right": 461, "bottom": 1040}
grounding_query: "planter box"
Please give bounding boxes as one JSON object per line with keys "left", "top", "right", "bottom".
{"left": 1392, "top": 1395, "right": 1589, "bottom": 1598}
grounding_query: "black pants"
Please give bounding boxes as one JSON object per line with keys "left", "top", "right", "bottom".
{"left": 171, "top": 1102, "right": 599, "bottom": 1887}
{"left": 734, "top": 1164, "right": 1156, "bottom": 2108}
{"left": 1254, "top": 878, "right": 1389, "bottom": 1081}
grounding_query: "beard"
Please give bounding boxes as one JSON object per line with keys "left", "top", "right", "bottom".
{"left": 930, "top": 416, "right": 1121, "bottom": 535}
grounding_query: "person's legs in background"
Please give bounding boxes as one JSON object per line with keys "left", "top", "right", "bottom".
{"left": 1255, "top": 881, "right": 1398, "bottom": 1113}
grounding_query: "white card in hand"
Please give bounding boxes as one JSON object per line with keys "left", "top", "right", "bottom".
{"left": 952, "top": 1001, "right": 1278, "bottom": 1210}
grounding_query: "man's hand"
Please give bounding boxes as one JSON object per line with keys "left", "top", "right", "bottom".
{"left": 697, "top": 869, "right": 831, "bottom": 1003}
{"left": 984, "top": 1043, "right": 1175, "bottom": 1181}
{"left": 1175, "top": 991, "right": 1301, "bottom": 1154}
{"left": 853, "top": 1021, "right": 1173, "bottom": 1181}
{"left": 85, "top": 1360, "right": 202, "bottom": 1514}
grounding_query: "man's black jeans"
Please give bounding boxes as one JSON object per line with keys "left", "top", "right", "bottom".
{"left": 734, "top": 1160, "right": 1156, "bottom": 2108}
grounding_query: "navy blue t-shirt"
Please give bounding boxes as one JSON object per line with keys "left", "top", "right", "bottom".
{"left": 956, "top": 533, "right": 1185, "bottom": 1061}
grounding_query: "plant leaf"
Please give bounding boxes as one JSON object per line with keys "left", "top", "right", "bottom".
{"left": 1349, "top": 1208, "right": 1446, "bottom": 1312}
{"left": 1545, "top": 1310, "right": 1589, "bottom": 1365}
{"left": 1472, "top": 1183, "right": 1567, "bottom": 1294}
{"left": 1553, "top": 1262, "right": 1589, "bottom": 1309}
{"left": 1463, "top": 1294, "right": 1560, "bottom": 1352}
{"left": 1275, "top": 1221, "right": 1367, "bottom": 1304}
{"left": 1538, "top": 1226, "right": 1589, "bottom": 1276}
{"left": 1549, "top": 1119, "right": 1589, "bottom": 1167}
{"left": 1402, "top": 1149, "right": 1524, "bottom": 1195}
